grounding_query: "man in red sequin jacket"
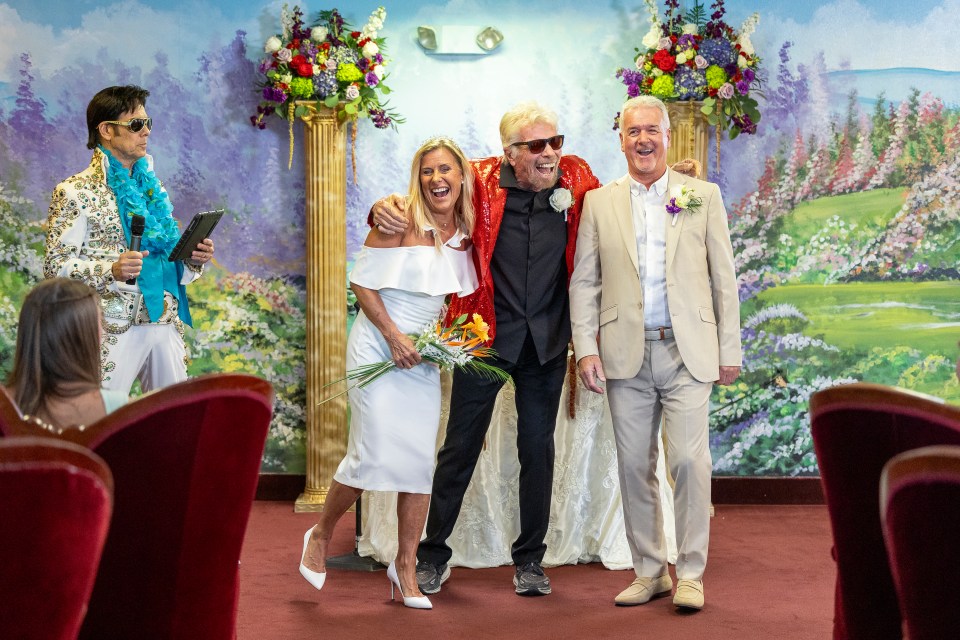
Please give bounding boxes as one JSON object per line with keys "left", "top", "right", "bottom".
{"left": 372, "top": 102, "right": 601, "bottom": 597}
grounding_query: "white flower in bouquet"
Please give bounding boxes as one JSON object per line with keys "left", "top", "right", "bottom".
{"left": 641, "top": 24, "right": 661, "bottom": 50}
{"left": 738, "top": 34, "right": 755, "bottom": 56}
{"left": 325, "top": 58, "right": 337, "bottom": 71}
{"left": 362, "top": 41, "right": 379, "bottom": 58}
{"left": 264, "top": 36, "right": 282, "bottom": 53}
{"left": 373, "top": 65, "right": 385, "bottom": 79}
{"left": 681, "top": 22, "right": 698, "bottom": 35}
{"left": 345, "top": 85, "right": 360, "bottom": 100}
{"left": 311, "top": 26, "right": 328, "bottom": 42}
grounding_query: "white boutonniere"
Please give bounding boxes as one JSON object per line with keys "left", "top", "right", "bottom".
{"left": 549, "top": 187, "right": 573, "bottom": 222}
{"left": 666, "top": 185, "right": 703, "bottom": 227}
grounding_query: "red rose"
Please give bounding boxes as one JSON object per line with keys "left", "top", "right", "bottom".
{"left": 652, "top": 49, "right": 676, "bottom": 72}
{"left": 289, "top": 55, "right": 312, "bottom": 77}
{"left": 351, "top": 31, "right": 361, "bottom": 38}
{"left": 707, "top": 87, "right": 718, "bottom": 97}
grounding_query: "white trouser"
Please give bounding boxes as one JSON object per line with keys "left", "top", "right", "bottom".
{"left": 607, "top": 337, "right": 713, "bottom": 581}
{"left": 101, "top": 323, "right": 188, "bottom": 394}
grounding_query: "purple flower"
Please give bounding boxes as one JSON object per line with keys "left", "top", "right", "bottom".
{"left": 258, "top": 60, "right": 271, "bottom": 74}
{"left": 262, "top": 86, "right": 287, "bottom": 103}
{"left": 365, "top": 71, "right": 379, "bottom": 87}
{"left": 677, "top": 34, "right": 697, "bottom": 49}
{"left": 374, "top": 53, "right": 384, "bottom": 64}
{"left": 666, "top": 198, "right": 682, "bottom": 215}
{"left": 612, "top": 111, "right": 621, "bottom": 131}
{"left": 743, "top": 68, "right": 756, "bottom": 83}
{"left": 627, "top": 83, "right": 641, "bottom": 98}
{"left": 699, "top": 37, "right": 736, "bottom": 67}
{"left": 736, "top": 79, "right": 750, "bottom": 95}
{"left": 369, "top": 107, "right": 391, "bottom": 129}
{"left": 313, "top": 71, "right": 338, "bottom": 99}
{"left": 675, "top": 66, "right": 707, "bottom": 100}
{"left": 357, "top": 57, "right": 369, "bottom": 71}
{"left": 732, "top": 113, "right": 758, "bottom": 134}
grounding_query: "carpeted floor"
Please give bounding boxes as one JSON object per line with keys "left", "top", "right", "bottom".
{"left": 238, "top": 502, "right": 835, "bottom": 639}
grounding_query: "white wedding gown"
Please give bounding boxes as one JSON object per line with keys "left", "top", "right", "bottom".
{"left": 359, "top": 367, "right": 678, "bottom": 570}
{"left": 334, "top": 234, "right": 477, "bottom": 494}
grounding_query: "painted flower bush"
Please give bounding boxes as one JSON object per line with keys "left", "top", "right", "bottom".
{"left": 616, "top": 0, "right": 762, "bottom": 138}
{"left": 251, "top": 5, "right": 401, "bottom": 130}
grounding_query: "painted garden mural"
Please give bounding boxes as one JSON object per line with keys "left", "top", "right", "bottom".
{"left": 0, "top": 0, "right": 957, "bottom": 475}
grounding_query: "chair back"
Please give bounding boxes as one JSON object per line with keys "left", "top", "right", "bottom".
{"left": 0, "top": 386, "right": 26, "bottom": 436}
{"left": 65, "top": 373, "right": 274, "bottom": 640}
{"left": 0, "top": 437, "right": 113, "bottom": 640}
{"left": 881, "top": 445, "right": 960, "bottom": 640}
{"left": 810, "top": 382, "right": 960, "bottom": 640}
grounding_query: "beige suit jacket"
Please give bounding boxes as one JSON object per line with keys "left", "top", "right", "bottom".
{"left": 569, "top": 168, "right": 741, "bottom": 382}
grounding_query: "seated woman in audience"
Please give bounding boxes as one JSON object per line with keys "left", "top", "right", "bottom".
{"left": 5, "top": 277, "right": 128, "bottom": 430}
{"left": 298, "top": 136, "right": 478, "bottom": 610}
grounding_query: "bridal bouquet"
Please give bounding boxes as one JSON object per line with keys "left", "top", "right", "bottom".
{"left": 615, "top": 0, "right": 762, "bottom": 139}
{"left": 319, "top": 313, "right": 509, "bottom": 404}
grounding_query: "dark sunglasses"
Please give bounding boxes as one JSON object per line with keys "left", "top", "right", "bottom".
{"left": 102, "top": 117, "right": 153, "bottom": 133}
{"left": 510, "top": 134, "right": 564, "bottom": 154}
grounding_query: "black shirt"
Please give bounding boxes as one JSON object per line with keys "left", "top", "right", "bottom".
{"left": 490, "top": 162, "right": 570, "bottom": 364}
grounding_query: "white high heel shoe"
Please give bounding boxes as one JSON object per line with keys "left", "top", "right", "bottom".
{"left": 299, "top": 526, "right": 326, "bottom": 591}
{"left": 387, "top": 561, "right": 432, "bottom": 609}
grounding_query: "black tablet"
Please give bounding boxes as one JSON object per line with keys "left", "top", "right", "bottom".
{"left": 167, "top": 209, "right": 224, "bottom": 262}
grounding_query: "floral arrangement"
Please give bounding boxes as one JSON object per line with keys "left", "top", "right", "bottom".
{"left": 666, "top": 184, "right": 702, "bottom": 225}
{"left": 250, "top": 5, "right": 403, "bottom": 168}
{"left": 319, "top": 313, "right": 509, "bottom": 403}
{"left": 615, "top": 0, "right": 761, "bottom": 139}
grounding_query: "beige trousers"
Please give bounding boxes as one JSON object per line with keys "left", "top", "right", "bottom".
{"left": 607, "top": 337, "right": 712, "bottom": 581}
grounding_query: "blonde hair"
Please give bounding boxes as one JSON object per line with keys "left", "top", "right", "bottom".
{"left": 406, "top": 136, "right": 476, "bottom": 251}
{"left": 499, "top": 101, "right": 559, "bottom": 153}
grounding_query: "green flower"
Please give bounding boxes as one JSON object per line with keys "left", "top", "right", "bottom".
{"left": 336, "top": 63, "right": 363, "bottom": 83}
{"left": 650, "top": 75, "right": 675, "bottom": 99}
{"left": 289, "top": 77, "right": 314, "bottom": 98}
{"left": 705, "top": 65, "right": 728, "bottom": 89}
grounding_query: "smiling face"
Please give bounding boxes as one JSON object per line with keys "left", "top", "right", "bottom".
{"left": 98, "top": 104, "right": 150, "bottom": 169}
{"left": 619, "top": 105, "right": 670, "bottom": 187}
{"left": 506, "top": 122, "right": 561, "bottom": 192}
{"left": 419, "top": 147, "right": 463, "bottom": 218}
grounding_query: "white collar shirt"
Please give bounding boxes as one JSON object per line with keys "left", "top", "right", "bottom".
{"left": 629, "top": 171, "right": 671, "bottom": 330}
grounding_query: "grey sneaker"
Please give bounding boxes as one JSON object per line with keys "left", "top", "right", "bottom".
{"left": 514, "top": 562, "right": 551, "bottom": 596}
{"left": 416, "top": 561, "right": 450, "bottom": 595}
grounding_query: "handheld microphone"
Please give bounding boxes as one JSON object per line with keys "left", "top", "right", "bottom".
{"left": 126, "top": 214, "right": 146, "bottom": 286}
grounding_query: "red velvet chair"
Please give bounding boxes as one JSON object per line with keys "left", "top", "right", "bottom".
{"left": 0, "top": 437, "right": 113, "bottom": 640}
{"left": 810, "top": 383, "right": 960, "bottom": 640}
{"left": 880, "top": 445, "right": 960, "bottom": 640}
{"left": 56, "top": 373, "right": 275, "bottom": 640}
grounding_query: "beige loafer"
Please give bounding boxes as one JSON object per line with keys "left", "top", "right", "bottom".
{"left": 673, "top": 579, "right": 704, "bottom": 610}
{"left": 614, "top": 574, "right": 673, "bottom": 606}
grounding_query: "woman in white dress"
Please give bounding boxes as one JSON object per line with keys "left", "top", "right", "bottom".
{"left": 299, "top": 137, "right": 478, "bottom": 609}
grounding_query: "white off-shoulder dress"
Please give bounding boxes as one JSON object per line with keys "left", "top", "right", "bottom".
{"left": 334, "top": 232, "right": 478, "bottom": 494}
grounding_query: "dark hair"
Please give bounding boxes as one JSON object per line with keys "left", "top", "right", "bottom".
{"left": 86, "top": 85, "right": 150, "bottom": 150}
{"left": 6, "top": 278, "right": 102, "bottom": 415}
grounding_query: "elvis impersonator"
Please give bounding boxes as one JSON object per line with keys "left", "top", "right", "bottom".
{"left": 45, "top": 85, "right": 214, "bottom": 394}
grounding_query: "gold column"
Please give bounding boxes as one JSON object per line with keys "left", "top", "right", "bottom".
{"left": 295, "top": 105, "right": 348, "bottom": 512}
{"left": 667, "top": 100, "right": 710, "bottom": 174}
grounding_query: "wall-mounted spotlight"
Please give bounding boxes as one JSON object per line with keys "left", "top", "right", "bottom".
{"left": 416, "top": 25, "right": 504, "bottom": 55}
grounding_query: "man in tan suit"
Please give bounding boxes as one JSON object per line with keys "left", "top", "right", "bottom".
{"left": 569, "top": 95, "right": 741, "bottom": 611}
